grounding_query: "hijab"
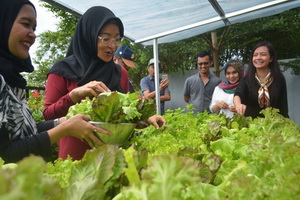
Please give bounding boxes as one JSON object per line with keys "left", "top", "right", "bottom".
{"left": 0, "top": 0, "right": 36, "bottom": 89}
{"left": 218, "top": 60, "right": 245, "bottom": 94}
{"left": 48, "top": 6, "right": 124, "bottom": 91}
{"left": 0, "top": 0, "right": 37, "bottom": 140}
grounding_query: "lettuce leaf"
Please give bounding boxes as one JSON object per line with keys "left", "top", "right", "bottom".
{"left": 67, "top": 91, "right": 156, "bottom": 125}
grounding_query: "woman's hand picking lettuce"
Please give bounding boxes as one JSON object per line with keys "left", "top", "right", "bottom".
{"left": 66, "top": 91, "right": 158, "bottom": 128}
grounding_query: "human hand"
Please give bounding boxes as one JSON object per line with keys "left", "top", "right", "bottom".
{"left": 60, "top": 114, "right": 111, "bottom": 148}
{"left": 69, "top": 81, "right": 111, "bottom": 103}
{"left": 159, "top": 79, "right": 169, "bottom": 91}
{"left": 217, "top": 101, "right": 229, "bottom": 109}
{"left": 228, "top": 105, "right": 236, "bottom": 112}
{"left": 235, "top": 104, "right": 246, "bottom": 115}
{"left": 58, "top": 117, "right": 67, "bottom": 124}
{"left": 147, "top": 115, "right": 166, "bottom": 129}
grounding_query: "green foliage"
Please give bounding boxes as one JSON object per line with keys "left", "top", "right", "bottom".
{"left": 1, "top": 108, "right": 300, "bottom": 199}
{"left": 117, "top": 154, "right": 210, "bottom": 200}
{"left": 26, "top": 89, "right": 59, "bottom": 162}
{"left": 67, "top": 91, "right": 156, "bottom": 125}
{"left": 27, "top": 89, "right": 45, "bottom": 122}
{"left": 0, "top": 145, "right": 126, "bottom": 200}
{"left": 57, "top": 145, "right": 125, "bottom": 200}
{"left": 131, "top": 107, "right": 227, "bottom": 156}
{"left": 122, "top": 146, "right": 140, "bottom": 185}
{"left": 0, "top": 156, "right": 61, "bottom": 200}
{"left": 280, "top": 57, "right": 300, "bottom": 75}
{"left": 118, "top": 108, "right": 300, "bottom": 199}
{"left": 219, "top": 7, "right": 300, "bottom": 63}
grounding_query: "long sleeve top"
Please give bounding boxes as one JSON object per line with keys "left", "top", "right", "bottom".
{"left": 0, "top": 122, "right": 53, "bottom": 163}
{"left": 43, "top": 70, "right": 130, "bottom": 160}
{"left": 210, "top": 86, "right": 235, "bottom": 118}
{"left": 44, "top": 69, "right": 130, "bottom": 120}
{"left": 234, "top": 76, "right": 289, "bottom": 118}
{"left": 0, "top": 75, "right": 53, "bottom": 163}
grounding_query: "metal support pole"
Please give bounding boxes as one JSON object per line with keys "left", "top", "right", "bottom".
{"left": 153, "top": 38, "right": 161, "bottom": 115}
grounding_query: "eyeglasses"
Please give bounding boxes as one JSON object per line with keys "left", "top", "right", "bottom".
{"left": 198, "top": 62, "right": 209, "bottom": 66}
{"left": 97, "top": 36, "right": 123, "bottom": 46}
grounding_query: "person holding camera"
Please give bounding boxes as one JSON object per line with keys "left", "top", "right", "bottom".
{"left": 140, "top": 58, "right": 171, "bottom": 115}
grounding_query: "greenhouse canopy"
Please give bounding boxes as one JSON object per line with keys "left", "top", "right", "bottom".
{"left": 43, "top": 0, "right": 299, "bottom": 46}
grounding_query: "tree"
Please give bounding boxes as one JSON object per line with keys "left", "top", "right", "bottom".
{"left": 186, "top": 7, "right": 300, "bottom": 77}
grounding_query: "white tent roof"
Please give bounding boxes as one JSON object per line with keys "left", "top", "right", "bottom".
{"left": 43, "top": 0, "right": 300, "bottom": 46}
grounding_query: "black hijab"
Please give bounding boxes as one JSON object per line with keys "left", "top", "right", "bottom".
{"left": 49, "top": 6, "right": 124, "bottom": 91}
{"left": 0, "top": 0, "right": 35, "bottom": 88}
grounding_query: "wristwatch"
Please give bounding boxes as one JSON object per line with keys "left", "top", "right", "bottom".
{"left": 53, "top": 118, "right": 60, "bottom": 127}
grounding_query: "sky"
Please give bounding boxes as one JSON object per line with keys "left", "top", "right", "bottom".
{"left": 29, "top": 0, "right": 58, "bottom": 61}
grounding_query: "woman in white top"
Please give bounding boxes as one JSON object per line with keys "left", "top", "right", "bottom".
{"left": 210, "top": 60, "right": 244, "bottom": 118}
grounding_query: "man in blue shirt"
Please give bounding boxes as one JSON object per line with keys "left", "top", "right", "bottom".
{"left": 140, "top": 58, "right": 171, "bottom": 115}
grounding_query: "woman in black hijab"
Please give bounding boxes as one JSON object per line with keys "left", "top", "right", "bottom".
{"left": 0, "top": 0, "right": 108, "bottom": 163}
{"left": 43, "top": 6, "right": 134, "bottom": 160}
{"left": 48, "top": 6, "right": 126, "bottom": 91}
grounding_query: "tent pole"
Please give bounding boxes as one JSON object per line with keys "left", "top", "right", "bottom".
{"left": 153, "top": 39, "right": 161, "bottom": 115}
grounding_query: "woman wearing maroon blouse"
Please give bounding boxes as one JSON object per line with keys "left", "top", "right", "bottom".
{"left": 44, "top": 6, "right": 165, "bottom": 160}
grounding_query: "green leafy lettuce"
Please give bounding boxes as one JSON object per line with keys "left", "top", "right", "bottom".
{"left": 67, "top": 91, "right": 156, "bottom": 125}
